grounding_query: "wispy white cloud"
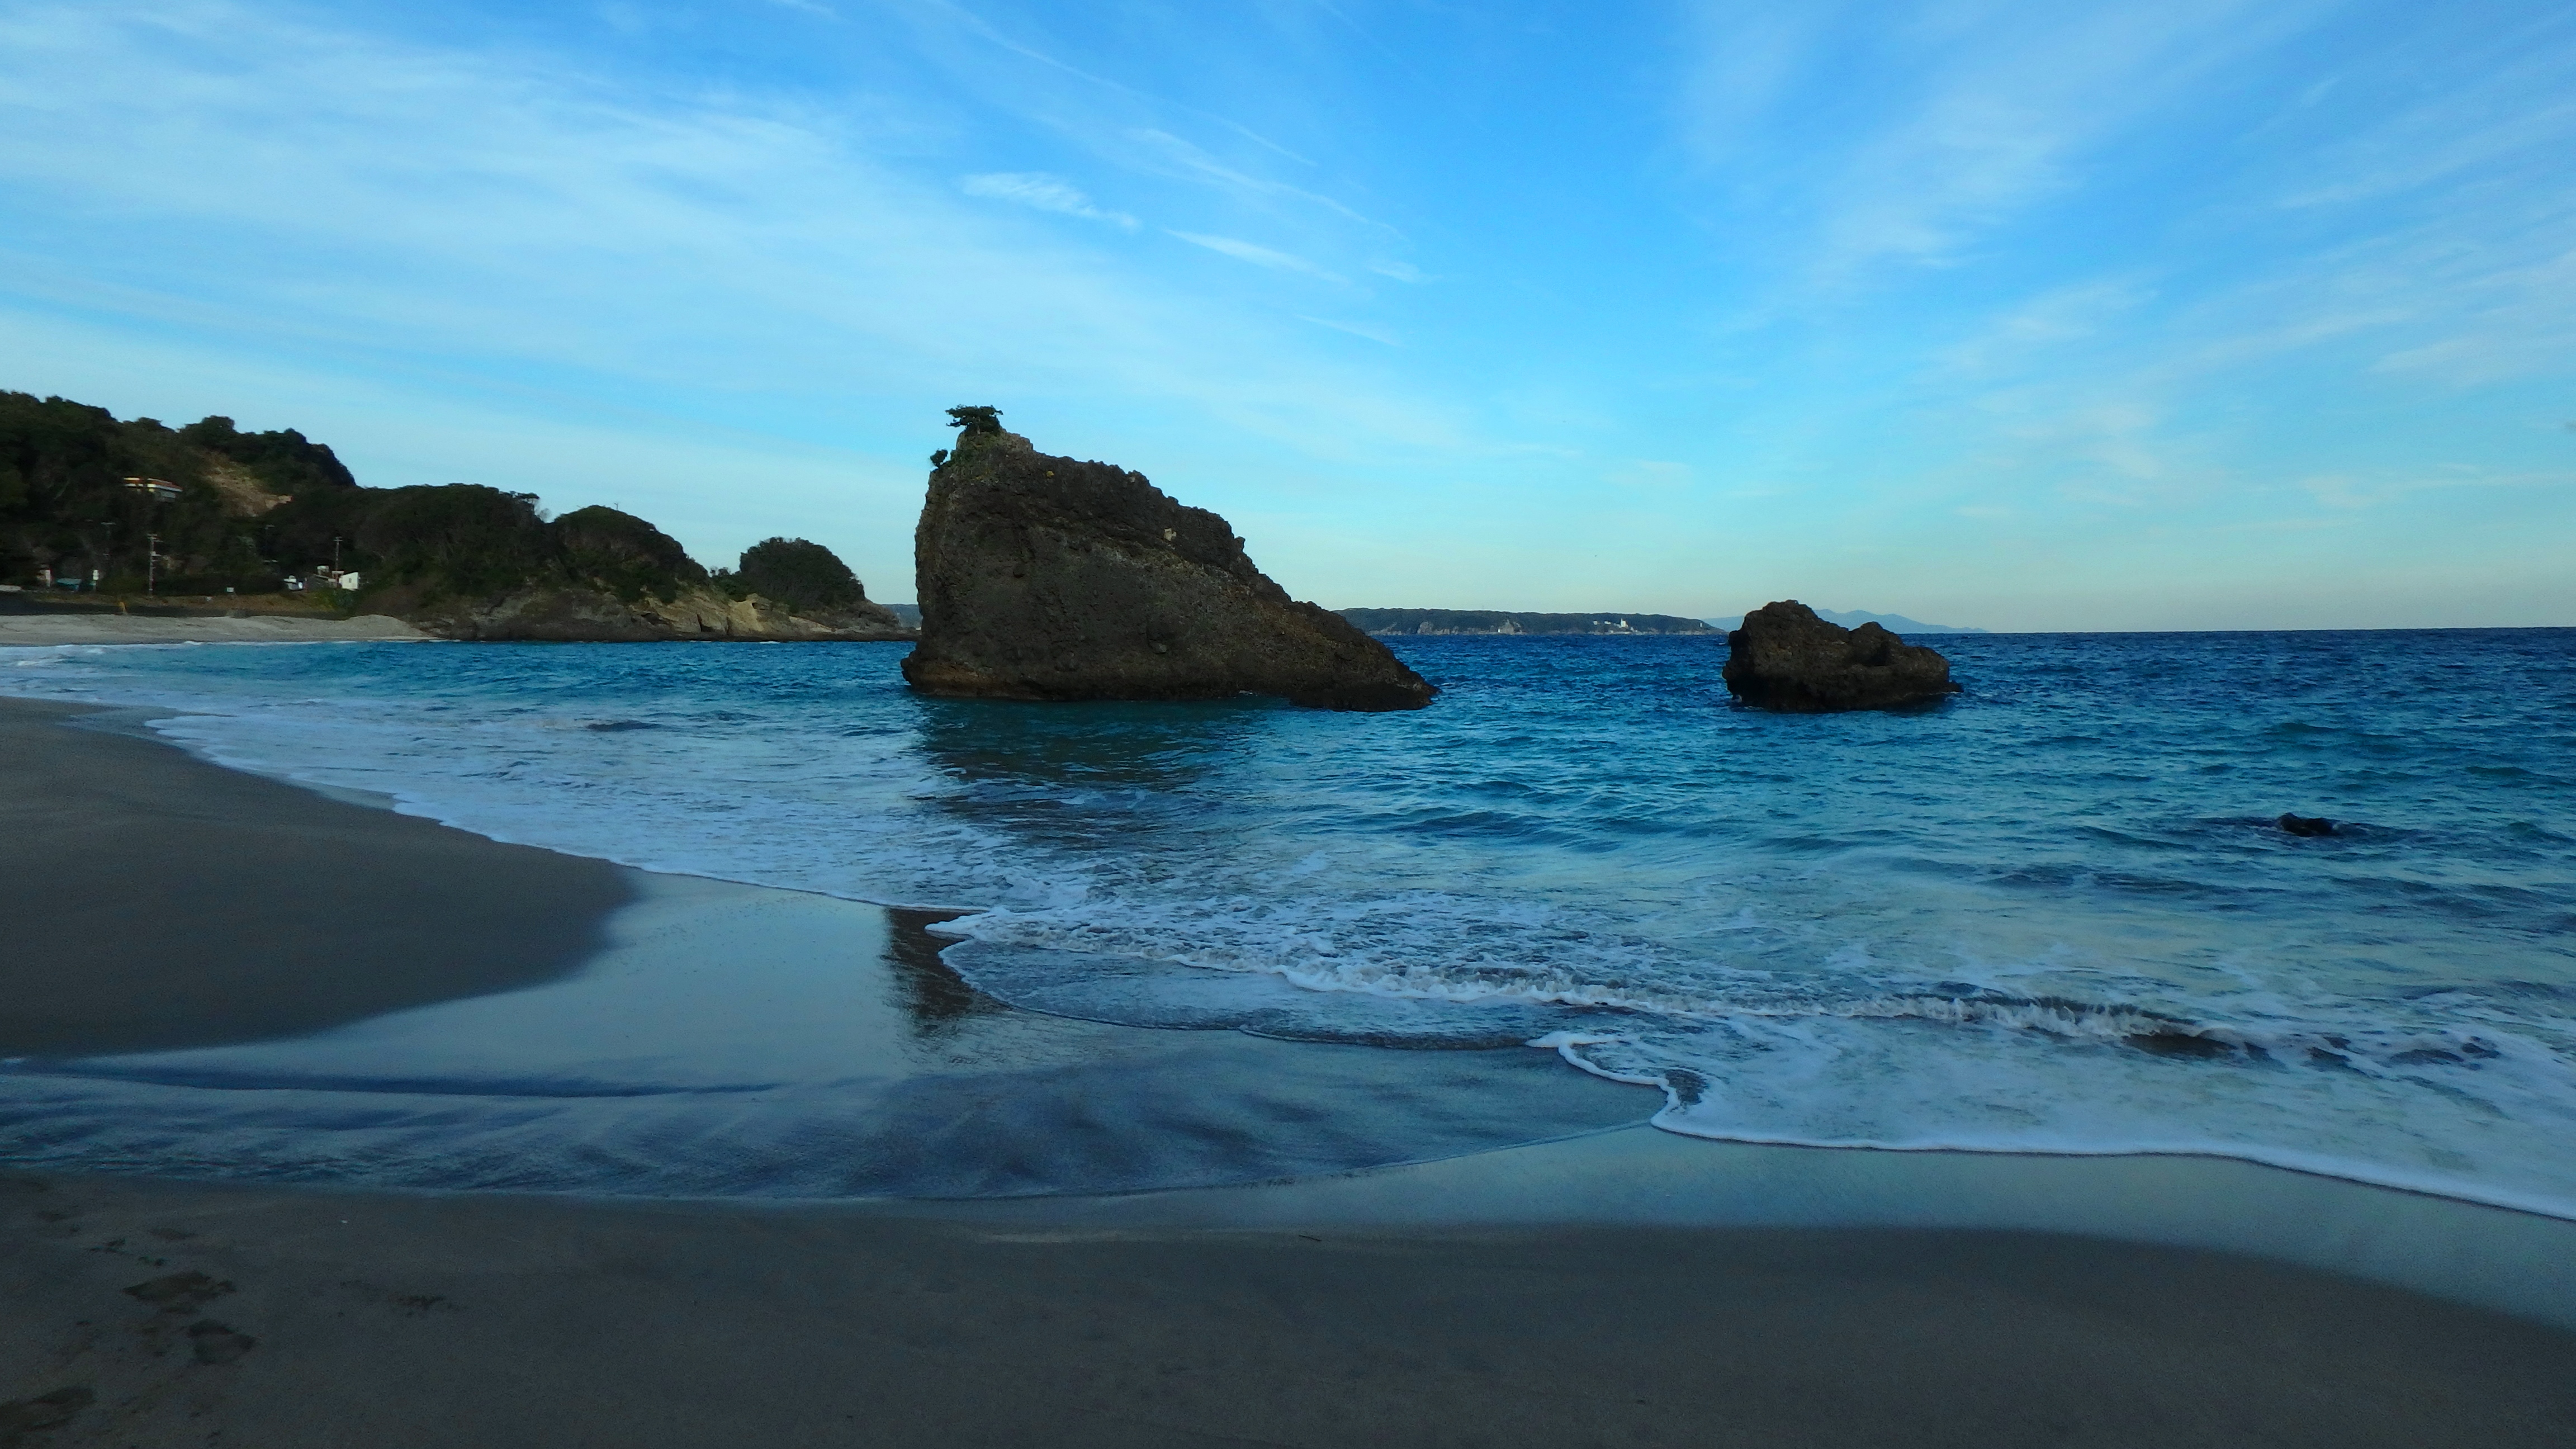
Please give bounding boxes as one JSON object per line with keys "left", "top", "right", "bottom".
{"left": 0, "top": 0, "right": 1486, "bottom": 569}
{"left": 1125, "top": 129, "right": 1384, "bottom": 231}
{"left": 1937, "top": 278, "right": 2156, "bottom": 376}
{"left": 2279, "top": 36, "right": 2576, "bottom": 209}
{"left": 2303, "top": 465, "right": 2570, "bottom": 511}
{"left": 926, "top": 1, "right": 1315, "bottom": 166}
{"left": 959, "top": 172, "right": 1137, "bottom": 228}
{"left": 1299, "top": 315, "right": 1396, "bottom": 345}
{"left": 1168, "top": 231, "right": 1343, "bottom": 282}
{"left": 1607, "top": 460, "right": 1693, "bottom": 490}
{"left": 1367, "top": 259, "right": 1426, "bottom": 284}
{"left": 1674, "top": 0, "right": 2338, "bottom": 285}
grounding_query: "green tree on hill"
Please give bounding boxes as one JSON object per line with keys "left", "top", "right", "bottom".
{"left": 177, "top": 415, "right": 358, "bottom": 495}
{"left": 0, "top": 392, "right": 271, "bottom": 588}
{"left": 553, "top": 505, "right": 708, "bottom": 602}
{"left": 355, "top": 485, "right": 556, "bottom": 598}
{"left": 726, "top": 537, "right": 866, "bottom": 614}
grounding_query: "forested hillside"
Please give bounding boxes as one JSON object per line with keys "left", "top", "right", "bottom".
{"left": 0, "top": 392, "right": 894, "bottom": 639}
{"left": 0, "top": 391, "right": 356, "bottom": 591}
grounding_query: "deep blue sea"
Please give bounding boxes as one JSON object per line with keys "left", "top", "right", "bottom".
{"left": 6, "top": 630, "right": 2574, "bottom": 1214}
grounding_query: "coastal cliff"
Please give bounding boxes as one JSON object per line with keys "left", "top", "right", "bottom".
{"left": 903, "top": 406, "right": 1434, "bottom": 711}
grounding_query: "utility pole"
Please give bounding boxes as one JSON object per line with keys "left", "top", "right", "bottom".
{"left": 333, "top": 535, "right": 343, "bottom": 571}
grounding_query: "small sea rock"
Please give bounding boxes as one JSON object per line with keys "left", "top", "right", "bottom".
{"left": 1721, "top": 600, "right": 1959, "bottom": 712}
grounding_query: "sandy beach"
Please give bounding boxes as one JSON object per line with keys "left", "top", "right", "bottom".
{"left": 4, "top": 697, "right": 2575, "bottom": 1446}
{"left": 1, "top": 699, "right": 624, "bottom": 1056}
{"left": 0, "top": 614, "right": 428, "bottom": 647}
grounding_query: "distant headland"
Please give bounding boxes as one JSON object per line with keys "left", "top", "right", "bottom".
{"left": 0, "top": 391, "right": 906, "bottom": 642}
{"left": 1340, "top": 608, "right": 1718, "bottom": 636}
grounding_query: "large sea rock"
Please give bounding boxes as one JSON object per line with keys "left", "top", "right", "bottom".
{"left": 901, "top": 408, "right": 1434, "bottom": 711}
{"left": 1721, "top": 599, "right": 1959, "bottom": 712}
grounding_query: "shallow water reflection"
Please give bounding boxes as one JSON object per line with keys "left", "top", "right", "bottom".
{"left": 0, "top": 873, "right": 1651, "bottom": 1198}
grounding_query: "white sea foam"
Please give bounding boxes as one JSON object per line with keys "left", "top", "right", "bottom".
{"left": 5, "top": 633, "right": 2574, "bottom": 1214}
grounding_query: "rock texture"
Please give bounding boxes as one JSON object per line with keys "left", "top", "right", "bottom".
{"left": 1722, "top": 599, "right": 1960, "bottom": 712}
{"left": 902, "top": 408, "right": 1434, "bottom": 711}
{"left": 405, "top": 584, "right": 908, "bottom": 642}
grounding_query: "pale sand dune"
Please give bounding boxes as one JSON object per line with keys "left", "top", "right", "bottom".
{"left": 0, "top": 613, "right": 427, "bottom": 646}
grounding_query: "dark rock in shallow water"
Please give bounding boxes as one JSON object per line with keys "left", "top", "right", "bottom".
{"left": 902, "top": 406, "right": 1435, "bottom": 711}
{"left": 2279, "top": 813, "right": 2337, "bottom": 837}
{"left": 1721, "top": 599, "right": 1960, "bottom": 712}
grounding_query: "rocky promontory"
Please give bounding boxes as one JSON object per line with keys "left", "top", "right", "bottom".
{"left": 329, "top": 499, "right": 907, "bottom": 642}
{"left": 1722, "top": 599, "right": 1959, "bottom": 712}
{"left": 402, "top": 582, "right": 905, "bottom": 642}
{"left": 902, "top": 407, "right": 1434, "bottom": 711}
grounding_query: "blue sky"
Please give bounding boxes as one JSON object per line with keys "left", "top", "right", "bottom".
{"left": 2, "top": 0, "right": 2571, "bottom": 629}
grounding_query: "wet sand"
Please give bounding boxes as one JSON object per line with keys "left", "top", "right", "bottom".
{"left": 7, "top": 1171, "right": 2575, "bottom": 1448}
{"left": 3, "top": 697, "right": 2574, "bottom": 1446}
{"left": 1, "top": 698, "right": 627, "bottom": 1055}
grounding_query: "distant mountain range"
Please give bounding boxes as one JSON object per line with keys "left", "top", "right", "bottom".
{"left": 1703, "top": 608, "right": 1987, "bottom": 635}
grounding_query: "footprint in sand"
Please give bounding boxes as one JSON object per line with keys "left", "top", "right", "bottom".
{"left": 0, "top": 1384, "right": 95, "bottom": 1436}
{"left": 186, "top": 1320, "right": 258, "bottom": 1366}
{"left": 121, "top": 1270, "right": 234, "bottom": 1311}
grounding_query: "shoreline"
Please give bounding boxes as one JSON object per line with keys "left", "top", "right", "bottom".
{"left": 7, "top": 694, "right": 2576, "bottom": 1247}
{"left": 4, "top": 695, "right": 2575, "bottom": 1442}
{"left": 0, "top": 698, "right": 626, "bottom": 1055}
{"left": 0, "top": 613, "right": 429, "bottom": 646}
{"left": 7, "top": 695, "right": 2576, "bottom": 1228}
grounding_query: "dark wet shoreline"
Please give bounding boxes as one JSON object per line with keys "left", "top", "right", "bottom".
{"left": 0, "top": 698, "right": 631, "bottom": 1057}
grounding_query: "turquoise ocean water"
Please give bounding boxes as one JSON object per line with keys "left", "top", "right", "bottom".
{"left": 3, "top": 630, "right": 2572, "bottom": 1213}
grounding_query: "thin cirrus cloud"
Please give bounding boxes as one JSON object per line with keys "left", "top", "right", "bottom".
{"left": 958, "top": 172, "right": 1139, "bottom": 229}
{"left": 1299, "top": 316, "right": 1398, "bottom": 346}
{"left": 1166, "top": 231, "right": 1344, "bottom": 283}
{"left": 1675, "top": 0, "right": 2342, "bottom": 286}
